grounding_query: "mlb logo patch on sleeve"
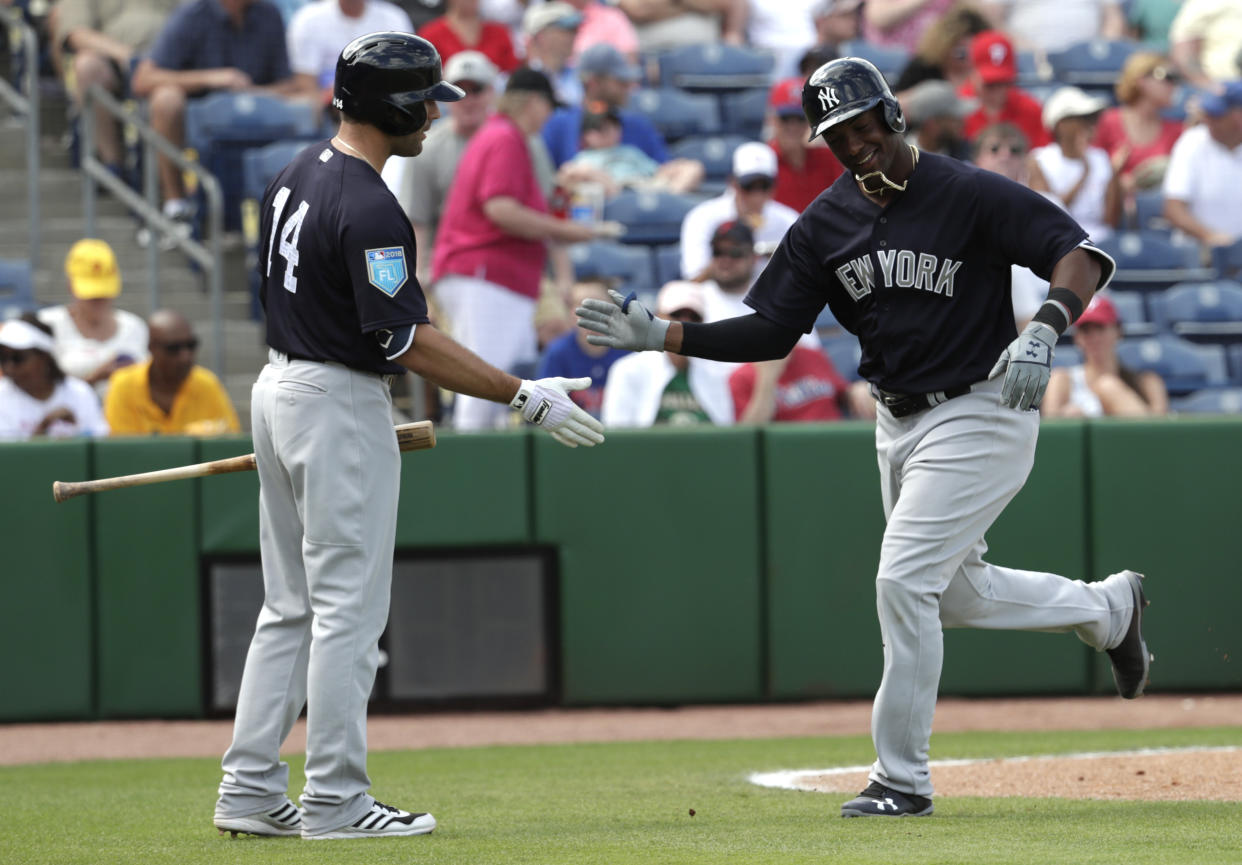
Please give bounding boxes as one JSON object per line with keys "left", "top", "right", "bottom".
{"left": 365, "top": 247, "right": 408, "bottom": 296}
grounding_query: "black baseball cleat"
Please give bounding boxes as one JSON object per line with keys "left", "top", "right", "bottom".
{"left": 1107, "top": 570, "right": 1152, "bottom": 700}
{"left": 841, "top": 781, "right": 933, "bottom": 817}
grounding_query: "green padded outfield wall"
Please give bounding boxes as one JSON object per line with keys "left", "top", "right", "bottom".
{"left": 534, "top": 427, "right": 764, "bottom": 704}
{"left": 93, "top": 438, "right": 201, "bottom": 717}
{"left": 1087, "top": 418, "right": 1242, "bottom": 692}
{"left": 199, "top": 436, "right": 259, "bottom": 553}
{"left": 0, "top": 441, "right": 94, "bottom": 720}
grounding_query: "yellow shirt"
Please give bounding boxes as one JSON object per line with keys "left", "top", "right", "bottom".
{"left": 104, "top": 360, "right": 240, "bottom": 436}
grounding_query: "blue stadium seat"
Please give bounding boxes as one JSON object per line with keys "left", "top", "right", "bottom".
{"left": 1015, "top": 50, "right": 1049, "bottom": 87}
{"left": 568, "top": 240, "right": 656, "bottom": 297}
{"left": 656, "top": 43, "right": 774, "bottom": 92}
{"left": 1117, "top": 334, "right": 1229, "bottom": 394}
{"left": 0, "top": 258, "right": 36, "bottom": 320}
{"left": 1052, "top": 345, "right": 1082, "bottom": 368}
{"left": 1046, "top": 40, "right": 1138, "bottom": 92}
{"left": 1170, "top": 387, "right": 1242, "bottom": 414}
{"left": 603, "top": 189, "right": 700, "bottom": 245}
{"left": 1212, "top": 237, "right": 1242, "bottom": 282}
{"left": 652, "top": 243, "right": 682, "bottom": 285}
{"left": 820, "top": 333, "right": 863, "bottom": 382}
{"left": 668, "top": 133, "right": 751, "bottom": 194}
{"left": 814, "top": 304, "right": 842, "bottom": 336}
{"left": 1107, "top": 290, "right": 1154, "bottom": 336}
{"left": 1148, "top": 280, "right": 1242, "bottom": 344}
{"left": 1095, "top": 230, "right": 1213, "bottom": 293}
{"left": 718, "top": 87, "right": 769, "bottom": 139}
{"left": 241, "top": 140, "right": 316, "bottom": 319}
{"left": 836, "top": 40, "right": 910, "bottom": 85}
{"left": 628, "top": 87, "right": 722, "bottom": 142}
{"left": 1130, "top": 189, "right": 1167, "bottom": 232}
{"left": 1229, "top": 344, "right": 1242, "bottom": 383}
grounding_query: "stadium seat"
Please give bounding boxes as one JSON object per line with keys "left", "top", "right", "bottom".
{"left": 1095, "top": 230, "right": 1213, "bottom": 293}
{"left": 1116, "top": 334, "right": 1229, "bottom": 394}
{"left": 1130, "top": 189, "right": 1168, "bottom": 232}
{"left": 1170, "top": 387, "right": 1242, "bottom": 415}
{"left": 652, "top": 243, "right": 682, "bottom": 286}
{"left": 1052, "top": 344, "right": 1082, "bottom": 368}
{"left": 656, "top": 43, "right": 774, "bottom": 92}
{"left": 1046, "top": 40, "right": 1137, "bottom": 93}
{"left": 1015, "top": 50, "right": 1050, "bottom": 87}
{"left": 1107, "top": 290, "right": 1154, "bottom": 337}
{"left": 568, "top": 240, "right": 656, "bottom": 297}
{"left": 820, "top": 333, "right": 863, "bottom": 382}
{"left": 1148, "top": 280, "right": 1242, "bottom": 344}
{"left": 718, "top": 87, "right": 769, "bottom": 139}
{"left": 241, "top": 140, "right": 315, "bottom": 319}
{"left": 628, "top": 87, "right": 722, "bottom": 143}
{"left": 836, "top": 40, "right": 910, "bottom": 85}
{"left": 668, "top": 133, "right": 752, "bottom": 195}
{"left": 1229, "top": 344, "right": 1242, "bottom": 383}
{"left": 0, "top": 258, "right": 36, "bottom": 320}
{"left": 603, "top": 189, "right": 700, "bottom": 245}
{"left": 1212, "top": 237, "right": 1242, "bottom": 282}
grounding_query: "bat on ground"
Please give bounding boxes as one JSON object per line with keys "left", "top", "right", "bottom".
{"left": 51, "top": 420, "right": 435, "bottom": 503}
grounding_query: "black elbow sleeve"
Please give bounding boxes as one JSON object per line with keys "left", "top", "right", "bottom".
{"left": 679, "top": 314, "right": 802, "bottom": 363}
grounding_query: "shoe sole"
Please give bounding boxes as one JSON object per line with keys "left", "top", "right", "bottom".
{"left": 304, "top": 814, "right": 437, "bottom": 840}
{"left": 1110, "top": 570, "right": 1151, "bottom": 700}
{"left": 215, "top": 816, "right": 301, "bottom": 838}
{"left": 841, "top": 803, "right": 934, "bottom": 818}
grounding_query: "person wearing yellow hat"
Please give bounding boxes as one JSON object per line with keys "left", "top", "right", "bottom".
{"left": 36, "top": 239, "right": 149, "bottom": 390}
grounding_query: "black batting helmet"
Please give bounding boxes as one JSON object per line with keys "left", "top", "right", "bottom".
{"left": 333, "top": 32, "right": 465, "bottom": 136}
{"left": 801, "top": 57, "right": 905, "bottom": 142}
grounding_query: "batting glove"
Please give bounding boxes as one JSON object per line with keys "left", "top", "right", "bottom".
{"left": 575, "top": 289, "right": 670, "bottom": 352}
{"left": 988, "top": 321, "right": 1058, "bottom": 411}
{"left": 510, "top": 377, "right": 605, "bottom": 448}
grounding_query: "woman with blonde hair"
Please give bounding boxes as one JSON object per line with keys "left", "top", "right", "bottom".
{"left": 1093, "top": 52, "right": 1184, "bottom": 192}
{"left": 892, "top": 2, "right": 992, "bottom": 93}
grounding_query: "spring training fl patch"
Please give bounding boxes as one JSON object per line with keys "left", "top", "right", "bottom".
{"left": 365, "top": 246, "right": 408, "bottom": 296}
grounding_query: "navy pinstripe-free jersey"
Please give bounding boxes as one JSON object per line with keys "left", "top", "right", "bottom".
{"left": 259, "top": 140, "right": 429, "bottom": 375}
{"left": 745, "top": 151, "right": 1098, "bottom": 395}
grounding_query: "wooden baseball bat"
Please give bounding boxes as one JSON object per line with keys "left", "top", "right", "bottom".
{"left": 51, "top": 420, "right": 436, "bottom": 504}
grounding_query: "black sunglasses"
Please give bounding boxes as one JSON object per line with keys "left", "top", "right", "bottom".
{"left": 158, "top": 338, "right": 199, "bottom": 354}
{"left": 456, "top": 81, "right": 487, "bottom": 95}
{"left": 0, "top": 349, "right": 30, "bottom": 366}
{"left": 712, "top": 246, "right": 750, "bottom": 259}
{"left": 986, "top": 141, "right": 1026, "bottom": 156}
{"left": 740, "top": 178, "right": 774, "bottom": 193}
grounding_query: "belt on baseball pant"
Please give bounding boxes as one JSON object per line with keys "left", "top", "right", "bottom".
{"left": 271, "top": 349, "right": 396, "bottom": 387}
{"left": 871, "top": 383, "right": 973, "bottom": 418}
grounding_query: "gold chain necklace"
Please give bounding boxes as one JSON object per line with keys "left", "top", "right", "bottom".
{"left": 332, "top": 136, "right": 376, "bottom": 171}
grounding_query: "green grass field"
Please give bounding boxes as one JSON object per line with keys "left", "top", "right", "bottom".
{"left": 3, "top": 727, "right": 1240, "bottom": 865}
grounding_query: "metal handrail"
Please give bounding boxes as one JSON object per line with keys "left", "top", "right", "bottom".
{"left": 81, "top": 84, "right": 225, "bottom": 374}
{"left": 0, "top": 5, "right": 41, "bottom": 271}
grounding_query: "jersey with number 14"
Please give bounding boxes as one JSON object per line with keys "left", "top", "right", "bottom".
{"left": 259, "top": 140, "right": 429, "bottom": 375}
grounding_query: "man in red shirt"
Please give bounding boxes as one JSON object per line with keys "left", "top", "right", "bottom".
{"left": 767, "top": 76, "right": 844, "bottom": 213}
{"left": 418, "top": 0, "right": 520, "bottom": 73}
{"left": 959, "top": 30, "right": 1050, "bottom": 147}
{"left": 729, "top": 343, "right": 855, "bottom": 422}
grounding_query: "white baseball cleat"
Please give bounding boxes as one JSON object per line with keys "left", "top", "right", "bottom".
{"left": 303, "top": 800, "right": 436, "bottom": 840}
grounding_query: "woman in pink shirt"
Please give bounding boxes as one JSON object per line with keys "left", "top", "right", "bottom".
{"left": 566, "top": 0, "right": 640, "bottom": 62}
{"left": 1093, "top": 52, "right": 1185, "bottom": 194}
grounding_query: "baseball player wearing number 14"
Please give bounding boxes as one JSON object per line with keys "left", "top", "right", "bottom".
{"left": 213, "top": 32, "right": 603, "bottom": 842}
{"left": 578, "top": 58, "right": 1153, "bottom": 819}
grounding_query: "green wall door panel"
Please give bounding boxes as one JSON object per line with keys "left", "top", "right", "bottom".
{"left": 535, "top": 428, "right": 764, "bottom": 704}
{"left": 0, "top": 442, "right": 94, "bottom": 720}
{"left": 93, "top": 439, "right": 202, "bottom": 717}
{"left": 199, "top": 436, "right": 260, "bottom": 553}
{"left": 1087, "top": 419, "right": 1242, "bottom": 692}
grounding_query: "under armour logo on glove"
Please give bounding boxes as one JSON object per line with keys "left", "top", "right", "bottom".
{"left": 988, "top": 321, "right": 1058, "bottom": 411}
{"left": 1024, "top": 339, "right": 1049, "bottom": 362}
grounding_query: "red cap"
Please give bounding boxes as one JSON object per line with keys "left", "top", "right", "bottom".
{"left": 768, "top": 77, "right": 805, "bottom": 117}
{"left": 1076, "top": 294, "right": 1120, "bottom": 327}
{"left": 971, "top": 31, "right": 1017, "bottom": 85}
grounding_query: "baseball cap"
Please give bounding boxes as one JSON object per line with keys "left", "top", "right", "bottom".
{"left": 506, "top": 66, "right": 559, "bottom": 105}
{"left": 656, "top": 280, "right": 707, "bottom": 318}
{"left": 443, "top": 50, "right": 498, "bottom": 88}
{"left": 577, "top": 43, "right": 641, "bottom": 83}
{"left": 1076, "top": 293, "right": 1120, "bottom": 327}
{"left": 0, "top": 318, "right": 56, "bottom": 354}
{"left": 1042, "top": 86, "right": 1109, "bottom": 130}
{"left": 1200, "top": 80, "right": 1242, "bottom": 117}
{"left": 732, "top": 141, "right": 778, "bottom": 184}
{"left": 904, "top": 79, "right": 978, "bottom": 125}
{"left": 970, "top": 31, "right": 1017, "bottom": 85}
{"left": 65, "top": 238, "right": 121, "bottom": 299}
{"left": 711, "top": 219, "right": 756, "bottom": 249}
{"left": 523, "top": 1, "right": 583, "bottom": 37}
{"left": 768, "top": 77, "right": 805, "bottom": 118}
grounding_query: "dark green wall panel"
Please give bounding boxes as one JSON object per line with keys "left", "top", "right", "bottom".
{"left": 0, "top": 442, "right": 94, "bottom": 720}
{"left": 93, "top": 439, "right": 201, "bottom": 717}
{"left": 535, "top": 428, "right": 763, "bottom": 704}
{"left": 199, "top": 436, "right": 259, "bottom": 553}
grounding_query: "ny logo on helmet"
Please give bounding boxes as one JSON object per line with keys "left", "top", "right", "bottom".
{"left": 818, "top": 87, "right": 840, "bottom": 111}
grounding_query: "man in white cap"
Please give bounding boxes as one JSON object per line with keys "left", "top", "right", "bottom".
{"left": 522, "top": 1, "right": 584, "bottom": 106}
{"left": 678, "top": 141, "right": 799, "bottom": 281}
{"left": 287, "top": 0, "right": 414, "bottom": 98}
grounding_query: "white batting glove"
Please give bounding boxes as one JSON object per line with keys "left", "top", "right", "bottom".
{"left": 510, "top": 377, "right": 605, "bottom": 447}
{"left": 575, "top": 289, "right": 670, "bottom": 352}
{"left": 988, "top": 321, "right": 1058, "bottom": 410}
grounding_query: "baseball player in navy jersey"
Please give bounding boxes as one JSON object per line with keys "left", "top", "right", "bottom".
{"left": 213, "top": 32, "right": 604, "bottom": 841}
{"left": 577, "top": 58, "right": 1153, "bottom": 818}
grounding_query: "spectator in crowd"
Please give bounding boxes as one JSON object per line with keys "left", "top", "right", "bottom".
{"left": 522, "top": 2, "right": 584, "bottom": 106}
{"left": 811, "top": 0, "right": 861, "bottom": 49}
{"left": 542, "top": 43, "right": 666, "bottom": 167}
{"left": 679, "top": 141, "right": 799, "bottom": 282}
{"left": 1093, "top": 53, "right": 1185, "bottom": 198}
{"left": 1042, "top": 293, "right": 1169, "bottom": 417}
{"left": 557, "top": 102, "right": 703, "bottom": 197}
{"left": 399, "top": 50, "right": 499, "bottom": 287}
{"left": 104, "top": 309, "right": 239, "bottom": 435}
{"left": 392, "top": 0, "right": 445, "bottom": 30}
{"left": 432, "top": 68, "right": 622, "bottom": 430}
{"left": 0, "top": 315, "right": 109, "bottom": 440}
{"left": 766, "top": 77, "right": 844, "bottom": 213}
{"left": 959, "top": 30, "right": 1051, "bottom": 147}
{"left": 981, "top": 0, "right": 1125, "bottom": 56}
{"left": 418, "top": 0, "right": 520, "bottom": 73}
{"left": 1162, "top": 81, "right": 1242, "bottom": 248}
{"left": 729, "top": 342, "right": 860, "bottom": 423}
{"left": 130, "top": 0, "right": 310, "bottom": 232}
{"left": 615, "top": 0, "right": 746, "bottom": 55}
{"left": 744, "top": 0, "right": 821, "bottom": 80}
{"left": 1125, "top": 0, "right": 1181, "bottom": 53}
{"left": 1029, "top": 86, "right": 1123, "bottom": 241}
{"left": 286, "top": 0, "right": 413, "bottom": 102}
{"left": 892, "top": 2, "right": 992, "bottom": 94}
{"left": 600, "top": 281, "right": 734, "bottom": 427}
{"left": 535, "top": 279, "right": 631, "bottom": 419}
{"left": 48, "top": 0, "right": 179, "bottom": 183}
{"left": 1169, "top": 0, "right": 1242, "bottom": 89}
{"left": 861, "top": 0, "right": 957, "bottom": 52}
{"left": 904, "top": 78, "right": 977, "bottom": 160}
{"left": 563, "top": 0, "right": 640, "bottom": 63}
{"left": 37, "top": 239, "right": 148, "bottom": 391}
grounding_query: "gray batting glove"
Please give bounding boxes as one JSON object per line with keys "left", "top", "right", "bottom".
{"left": 510, "top": 377, "right": 605, "bottom": 447}
{"left": 575, "top": 289, "right": 670, "bottom": 352}
{"left": 988, "top": 320, "right": 1058, "bottom": 410}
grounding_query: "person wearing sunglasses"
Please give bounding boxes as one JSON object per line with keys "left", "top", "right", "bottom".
{"left": 1092, "top": 53, "right": 1185, "bottom": 194}
{"left": 103, "top": 309, "right": 240, "bottom": 435}
{"left": 0, "top": 315, "right": 109, "bottom": 440}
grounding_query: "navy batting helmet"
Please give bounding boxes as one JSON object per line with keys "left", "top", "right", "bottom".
{"left": 801, "top": 57, "right": 905, "bottom": 142}
{"left": 333, "top": 32, "right": 465, "bottom": 136}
